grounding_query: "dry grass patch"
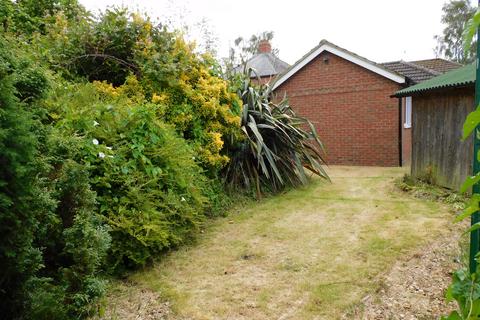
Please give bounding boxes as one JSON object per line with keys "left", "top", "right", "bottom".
{"left": 104, "top": 166, "right": 454, "bottom": 319}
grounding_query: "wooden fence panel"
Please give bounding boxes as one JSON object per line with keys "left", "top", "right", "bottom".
{"left": 411, "top": 88, "right": 474, "bottom": 190}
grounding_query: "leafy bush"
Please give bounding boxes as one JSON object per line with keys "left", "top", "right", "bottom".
{"left": 45, "top": 80, "right": 222, "bottom": 270}
{"left": 145, "top": 41, "right": 243, "bottom": 172}
{"left": 224, "top": 74, "right": 328, "bottom": 196}
{"left": 0, "top": 0, "right": 85, "bottom": 35}
{"left": 38, "top": 8, "right": 242, "bottom": 173}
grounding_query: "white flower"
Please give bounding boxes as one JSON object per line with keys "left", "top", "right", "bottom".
{"left": 181, "top": 196, "right": 186, "bottom": 202}
{"left": 92, "top": 138, "right": 99, "bottom": 145}
{"left": 93, "top": 120, "right": 99, "bottom": 126}
{"left": 98, "top": 152, "right": 105, "bottom": 158}
{"left": 192, "top": 156, "right": 195, "bottom": 160}
{"left": 106, "top": 146, "right": 112, "bottom": 150}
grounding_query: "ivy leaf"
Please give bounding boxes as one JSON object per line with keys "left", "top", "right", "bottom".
{"left": 460, "top": 174, "right": 480, "bottom": 193}
{"left": 456, "top": 194, "right": 480, "bottom": 222}
{"left": 462, "top": 107, "right": 480, "bottom": 140}
{"left": 467, "top": 222, "right": 480, "bottom": 234}
{"left": 456, "top": 204, "right": 479, "bottom": 222}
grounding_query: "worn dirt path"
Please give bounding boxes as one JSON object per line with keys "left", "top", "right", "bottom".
{"left": 100, "top": 166, "right": 461, "bottom": 320}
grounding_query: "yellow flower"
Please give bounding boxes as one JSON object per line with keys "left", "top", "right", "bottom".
{"left": 152, "top": 93, "right": 169, "bottom": 104}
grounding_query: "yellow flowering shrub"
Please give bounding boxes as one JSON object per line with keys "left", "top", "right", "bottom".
{"left": 143, "top": 37, "right": 242, "bottom": 172}
{"left": 41, "top": 8, "right": 243, "bottom": 174}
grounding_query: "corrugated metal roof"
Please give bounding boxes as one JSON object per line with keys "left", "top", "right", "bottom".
{"left": 394, "top": 63, "right": 475, "bottom": 97}
{"left": 233, "top": 52, "right": 290, "bottom": 77}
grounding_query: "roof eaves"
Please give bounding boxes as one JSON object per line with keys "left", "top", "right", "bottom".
{"left": 272, "top": 39, "right": 405, "bottom": 90}
{"left": 394, "top": 63, "right": 475, "bottom": 97}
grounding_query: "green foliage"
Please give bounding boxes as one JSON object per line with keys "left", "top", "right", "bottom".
{"left": 45, "top": 80, "right": 220, "bottom": 270}
{"left": 442, "top": 269, "right": 480, "bottom": 319}
{"left": 224, "top": 73, "right": 328, "bottom": 196}
{"left": 435, "top": 0, "right": 476, "bottom": 64}
{"left": 462, "top": 107, "right": 480, "bottom": 140}
{"left": 463, "top": 7, "right": 480, "bottom": 54}
{"left": 0, "top": 32, "right": 46, "bottom": 318}
{"left": 1, "top": 0, "right": 85, "bottom": 35}
{"left": 38, "top": 8, "right": 242, "bottom": 173}
{"left": 0, "top": 33, "right": 111, "bottom": 319}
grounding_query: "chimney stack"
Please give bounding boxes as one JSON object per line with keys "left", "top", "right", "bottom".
{"left": 258, "top": 40, "right": 272, "bottom": 53}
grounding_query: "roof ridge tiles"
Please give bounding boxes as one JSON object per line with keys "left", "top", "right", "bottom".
{"left": 401, "top": 60, "right": 441, "bottom": 76}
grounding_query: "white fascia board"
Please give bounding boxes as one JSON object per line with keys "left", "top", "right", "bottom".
{"left": 272, "top": 44, "right": 405, "bottom": 90}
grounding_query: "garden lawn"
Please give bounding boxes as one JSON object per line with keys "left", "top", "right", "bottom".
{"left": 106, "top": 166, "right": 454, "bottom": 319}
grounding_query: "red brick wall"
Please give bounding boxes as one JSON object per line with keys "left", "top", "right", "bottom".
{"left": 274, "top": 52, "right": 403, "bottom": 166}
{"left": 252, "top": 75, "right": 275, "bottom": 85}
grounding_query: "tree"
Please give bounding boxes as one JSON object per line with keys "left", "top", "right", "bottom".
{"left": 435, "top": 0, "right": 476, "bottom": 64}
{"left": 223, "top": 31, "right": 280, "bottom": 79}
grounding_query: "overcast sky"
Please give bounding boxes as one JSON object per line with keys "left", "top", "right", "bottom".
{"left": 78, "top": 0, "right": 475, "bottom": 65}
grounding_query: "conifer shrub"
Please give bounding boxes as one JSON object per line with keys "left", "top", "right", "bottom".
{"left": 1, "top": 34, "right": 111, "bottom": 319}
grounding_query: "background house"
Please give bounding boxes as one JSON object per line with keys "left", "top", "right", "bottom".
{"left": 233, "top": 40, "right": 289, "bottom": 84}
{"left": 268, "top": 40, "right": 461, "bottom": 166}
{"left": 272, "top": 40, "right": 406, "bottom": 166}
{"left": 395, "top": 64, "right": 475, "bottom": 190}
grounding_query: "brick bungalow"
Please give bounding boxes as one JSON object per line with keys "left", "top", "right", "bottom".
{"left": 262, "top": 40, "right": 462, "bottom": 166}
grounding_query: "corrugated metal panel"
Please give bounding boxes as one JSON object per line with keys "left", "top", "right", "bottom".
{"left": 395, "top": 63, "right": 475, "bottom": 97}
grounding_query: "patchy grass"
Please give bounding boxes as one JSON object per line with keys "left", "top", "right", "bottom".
{"left": 102, "top": 166, "right": 456, "bottom": 319}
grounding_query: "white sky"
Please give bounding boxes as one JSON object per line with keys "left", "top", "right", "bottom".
{"left": 78, "top": 0, "right": 475, "bottom": 65}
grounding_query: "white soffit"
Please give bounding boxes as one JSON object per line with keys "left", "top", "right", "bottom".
{"left": 272, "top": 43, "right": 405, "bottom": 90}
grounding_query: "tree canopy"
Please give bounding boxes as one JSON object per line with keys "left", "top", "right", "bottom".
{"left": 435, "top": 0, "right": 477, "bottom": 64}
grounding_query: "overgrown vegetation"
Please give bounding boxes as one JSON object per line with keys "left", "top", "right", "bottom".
{"left": 0, "top": 1, "right": 327, "bottom": 318}
{"left": 396, "top": 174, "right": 466, "bottom": 212}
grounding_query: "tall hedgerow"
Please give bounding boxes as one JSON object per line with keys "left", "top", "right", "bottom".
{"left": 0, "top": 31, "right": 111, "bottom": 319}
{"left": 0, "top": 32, "right": 46, "bottom": 318}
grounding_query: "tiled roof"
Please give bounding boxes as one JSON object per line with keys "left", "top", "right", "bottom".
{"left": 233, "top": 52, "right": 290, "bottom": 78}
{"left": 410, "top": 58, "right": 462, "bottom": 74}
{"left": 381, "top": 59, "right": 463, "bottom": 84}
{"left": 380, "top": 61, "right": 440, "bottom": 84}
{"left": 272, "top": 39, "right": 405, "bottom": 89}
{"left": 395, "top": 63, "right": 475, "bottom": 97}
